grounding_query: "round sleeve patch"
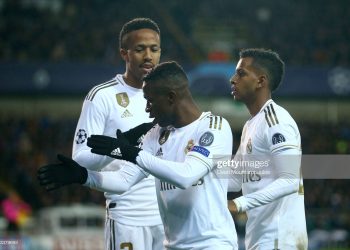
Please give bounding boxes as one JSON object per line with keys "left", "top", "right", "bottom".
{"left": 272, "top": 133, "right": 286, "bottom": 145}
{"left": 199, "top": 132, "right": 214, "bottom": 146}
{"left": 75, "top": 129, "right": 88, "bottom": 144}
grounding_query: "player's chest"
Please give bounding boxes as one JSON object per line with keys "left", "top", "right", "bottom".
{"left": 154, "top": 129, "right": 198, "bottom": 162}
{"left": 240, "top": 120, "right": 269, "bottom": 155}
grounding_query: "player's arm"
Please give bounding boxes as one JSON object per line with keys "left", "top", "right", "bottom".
{"left": 37, "top": 154, "right": 148, "bottom": 193}
{"left": 88, "top": 118, "right": 233, "bottom": 189}
{"left": 232, "top": 123, "right": 301, "bottom": 212}
{"left": 72, "top": 96, "right": 114, "bottom": 170}
{"left": 227, "top": 147, "right": 243, "bottom": 192}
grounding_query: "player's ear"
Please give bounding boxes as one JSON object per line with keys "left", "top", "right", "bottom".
{"left": 120, "top": 48, "right": 128, "bottom": 61}
{"left": 257, "top": 75, "right": 267, "bottom": 89}
{"left": 167, "top": 90, "right": 177, "bottom": 104}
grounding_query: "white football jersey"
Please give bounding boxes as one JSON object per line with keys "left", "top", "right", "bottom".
{"left": 236, "top": 99, "right": 307, "bottom": 249}
{"left": 72, "top": 74, "right": 162, "bottom": 226}
{"left": 141, "top": 112, "right": 238, "bottom": 249}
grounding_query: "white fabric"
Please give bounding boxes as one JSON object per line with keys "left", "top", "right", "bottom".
{"left": 229, "top": 99, "right": 308, "bottom": 250}
{"left": 104, "top": 216, "right": 165, "bottom": 250}
{"left": 84, "top": 112, "right": 238, "bottom": 249}
{"left": 72, "top": 74, "right": 162, "bottom": 227}
{"left": 139, "top": 112, "right": 238, "bottom": 249}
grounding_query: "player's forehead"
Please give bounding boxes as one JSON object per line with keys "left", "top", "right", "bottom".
{"left": 236, "top": 57, "right": 254, "bottom": 71}
{"left": 126, "top": 28, "right": 160, "bottom": 47}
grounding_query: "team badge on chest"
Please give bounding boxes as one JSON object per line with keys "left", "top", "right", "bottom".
{"left": 246, "top": 138, "right": 252, "bottom": 154}
{"left": 184, "top": 139, "right": 195, "bottom": 154}
{"left": 159, "top": 129, "right": 171, "bottom": 145}
{"left": 116, "top": 92, "right": 129, "bottom": 108}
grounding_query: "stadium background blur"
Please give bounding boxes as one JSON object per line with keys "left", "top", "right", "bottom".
{"left": 0, "top": 0, "right": 349, "bottom": 249}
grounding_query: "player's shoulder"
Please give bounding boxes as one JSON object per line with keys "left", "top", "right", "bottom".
{"left": 198, "top": 112, "right": 230, "bottom": 131}
{"left": 85, "top": 75, "right": 124, "bottom": 101}
{"left": 260, "top": 100, "right": 297, "bottom": 128}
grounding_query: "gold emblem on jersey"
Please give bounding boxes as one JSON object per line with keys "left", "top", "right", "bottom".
{"left": 246, "top": 138, "right": 252, "bottom": 154}
{"left": 184, "top": 139, "right": 195, "bottom": 154}
{"left": 158, "top": 129, "right": 171, "bottom": 145}
{"left": 116, "top": 92, "right": 129, "bottom": 108}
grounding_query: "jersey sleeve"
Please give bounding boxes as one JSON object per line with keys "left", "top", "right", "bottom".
{"left": 187, "top": 116, "right": 233, "bottom": 171}
{"left": 265, "top": 119, "right": 301, "bottom": 154}
{"left": 72, "top": 93, "right": 114, "bottom": 170}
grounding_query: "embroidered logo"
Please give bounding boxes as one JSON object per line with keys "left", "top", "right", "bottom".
{"left": 75, "top": 129, "right": 87, "bottom": 144}
{"left": 246, "top": 138, "right": 252, "bottom": 154}
{"left": 272, "top": 133, "right": 286, "bottom": 145}
{"left": 199, "top": 132, "right": 214, "bottom": 146}
{"left": 159, "top": 129, "right": 171, "bottom": 145}
{"left": 116, "top": 92, "right": 129, "bottom": 108}
{"left": 121, "top": 109, "right": 133, "bottom": 118}
{"left": 184, "top": 139, "right": 195, "bottom": 154}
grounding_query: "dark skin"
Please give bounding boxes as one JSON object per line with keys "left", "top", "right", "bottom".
{"left": 120, "top": 28, "right": 161, "bottom": 89}
{"left": 230, "top": 57, "right": 271, "bottom": 117}
{"left": 142, "top": 81, "right": 201, "bottom": 128}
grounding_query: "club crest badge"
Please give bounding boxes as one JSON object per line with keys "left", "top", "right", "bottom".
{"left": 246, "top": 138, "right": 252, "bottom": 154}
{"left": 158, "top": 129, "right": 171, "bottom": 145}
{"left": 199, "top": 132, "right": 214, "bottom": 146}
{"left": 116, "top": 92, "right": 129, "bottom": 108}
{"left": 184, "top": 139, "right": 195, "bottom": 154}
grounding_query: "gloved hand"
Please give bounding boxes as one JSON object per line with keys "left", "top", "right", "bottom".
{"left": 37, "top": 154, "right": 88, "bottom": 191}
{"left": 122, "top": 122, "right": 155, "bottom": 146}
{"left": 87, "top": 130, "right": 141, "bottom": 163}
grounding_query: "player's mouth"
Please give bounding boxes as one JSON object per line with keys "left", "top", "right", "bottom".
{"left": 231, "top": 85, "right": 236, "bottom": 96}
{"left": 141, "top": 63, "right": 154, "bottom": 74}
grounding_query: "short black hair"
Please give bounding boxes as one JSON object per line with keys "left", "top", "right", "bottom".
{"left": 119, "top": 17, "right": 160, "bottom": 49}
{"left": 239, "top": 48, "right": 285, "bottom": 92}
{"left": 143, "top": 61, "right": 188, "bottom": 92}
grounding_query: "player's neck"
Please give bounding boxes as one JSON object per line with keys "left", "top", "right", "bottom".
{"left": 173, "top": 100, "right": 201, "bottom": 128}
{"left": 246, "top": 94, "right": 271, "bottom": 117}
{"left": 122, "top": 73, "right": 143, "bottom": 89}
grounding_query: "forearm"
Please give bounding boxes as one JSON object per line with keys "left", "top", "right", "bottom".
{"left": 136, "top": 150, "right": 209, "bottom": 189}
{"left": 234, "top": 148, "right": 301, "bottom": 212}
{"left": 233, "top": 177, "right": 298, "bottom": 212}
{"left": 83, "top": 165, "right": 147, "bottom": 193}
{"left": 73, "top": 149, "right": 114, "bottom": 171}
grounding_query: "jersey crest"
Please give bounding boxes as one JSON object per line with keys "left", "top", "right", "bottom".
{"left": 159, "top": 129, "right": 171, "bottom": 145}
{"left": 116, "top": 92, "right": 129, "bottom": 108}
{"left": 246, "top": 138, "right": 252, "bottom": 154}
{"left": 184, "top": 139, "right": 195, "bottom": 154}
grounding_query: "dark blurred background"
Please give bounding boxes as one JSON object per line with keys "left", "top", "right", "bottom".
{"left": 0, "top": 0, "right": 349, "bottom": 249}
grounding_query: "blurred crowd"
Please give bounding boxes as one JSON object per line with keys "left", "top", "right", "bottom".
{"left": 0, "top": 0, "right": 349, "bottom": 66}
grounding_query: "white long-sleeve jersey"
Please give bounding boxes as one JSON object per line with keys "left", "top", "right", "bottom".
{"left": 85, "top": 112, "right": 238, "bottom": 250}
{"left": 229, "top": 99, "right": 308, "bottom": 250}
{"left": 72, "top": 74, "right": 162, "bottom": 226}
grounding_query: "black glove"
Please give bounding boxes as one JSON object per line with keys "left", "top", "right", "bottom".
{"left": 37, "top": 154, "right": 88, "bottom": 191}
{"left": 122, "top": 122, "right": 154, "bottom": 146}
{"left": 87, "top": 130, "right": 141, "bottom": 163}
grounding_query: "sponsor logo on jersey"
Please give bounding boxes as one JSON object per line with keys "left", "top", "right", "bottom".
{"left": 156, "top": 147, "right": 163, "bottom": 157}
{"left": 75, "top": 129, "right": 87, "bottom": 144}
{"left": 158, "top": 129, "right": 170, "bottom": 145}
{"left": 199, "top": 132, "right": 214, "bottom": 146}
{"left": 246, "top": 138, "right": 252, "bottom": 154}
{"left": 116, "top": 92, "right": 129, "bottom": 108}
{"left": 110, "top": 148, "right": 122, "bottom": 157}
{"left": 121, "top": 109, "right": 133, "bottom": 118}
{"left": 272, "top": 133, "right": 286, "bottom": 145}
{"left": 190, "top": 146, "right": 210, "bottom": 157}
{"left": 184, "top": 139, "right": 195, "bottom": 154}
